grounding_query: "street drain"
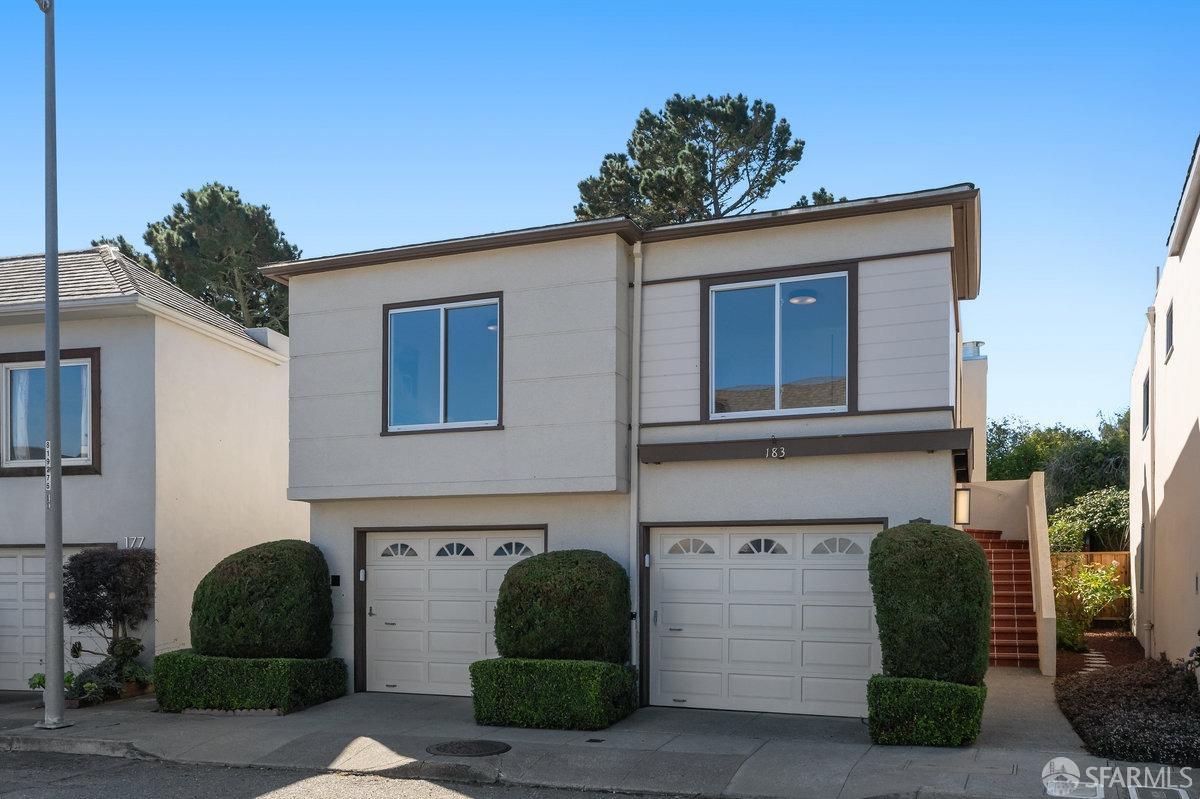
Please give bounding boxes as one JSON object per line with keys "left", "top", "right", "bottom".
{"left": 426, "top": 739, "right": 511, "bottom": 757}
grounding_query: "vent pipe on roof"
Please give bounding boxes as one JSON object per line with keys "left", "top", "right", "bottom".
{"left": 962, "top": 341, "right": 985, "bottom": 360}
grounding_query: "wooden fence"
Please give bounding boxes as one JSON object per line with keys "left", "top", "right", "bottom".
{"left": 1050, "top": 551, "right": 1131, "bottom": 620}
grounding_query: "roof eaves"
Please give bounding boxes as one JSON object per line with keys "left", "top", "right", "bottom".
{"left": 262, "top": 216, "right": 642, "bottom": 284}
{"left": 1167, "top": 133, "right": 1200, "bottom": 256}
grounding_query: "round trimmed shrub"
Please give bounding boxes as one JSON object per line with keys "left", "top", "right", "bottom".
{"left": 190, "top": 540, "right": 332, "bottom": 659}
{"left": 868, "top": 522, "right": 991, "bottom": 685}
{"left": 494, "top": 550, "right": 630, "bottom": 663}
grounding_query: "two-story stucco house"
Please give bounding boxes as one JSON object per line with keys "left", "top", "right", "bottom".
{"left": 1130, "top": 135, "right": 1200, "bottom": 662}
{"left": 265, "top": 184, "right": 996, "bottom": 717}
{"left": 0, "top": 246, "right": 308, "bottom": 689}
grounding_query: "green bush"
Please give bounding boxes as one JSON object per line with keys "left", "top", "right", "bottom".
{"left": 469, "top": 658, "right": 637, "bottom": 730}
{"left": 154, "top": 650, "right": 346, "bottom": 713}
{"left": 867, "top": 675, "right": 987, "bottom": 746}
{"left": 494, "top": 550, "right": 630, "bottom": 663}
{"left": 1057, "top": 617, "right": 1088, "bottom": 652}
{"left": 1052, "top": 556, "right": 1130, "bottom": 639}
{"left": 1048, "top": 487, "right": 1130, "bottom": 552}
{"left": 191, "top": 540, "right": 333, "bottom": 659}
{"left": 868, "top": 522, "right": 991, "bottom": 685}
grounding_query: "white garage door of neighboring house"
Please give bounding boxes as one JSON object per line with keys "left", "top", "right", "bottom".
{"left": 365, "top": 530, "right": 544, "bottom": 696}
{"left": 649, "top": 524, "right": 884, "bottom": 717}
{"left": 0, "top": 547, "right": 107, "bottom": 691}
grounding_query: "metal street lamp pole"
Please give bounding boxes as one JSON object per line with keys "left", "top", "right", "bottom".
{"left": 34, "top": 0, "right": 71, "bottom": 731}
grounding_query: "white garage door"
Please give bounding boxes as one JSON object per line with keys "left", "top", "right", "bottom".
{"left": 649, "top": 524, "right": 883, "bottom": 717}
{"left": 0, "top": 547, "right": 107, "bottom": 691}
{"left": 365, "top": 530, "right": 543, "bottom": 695}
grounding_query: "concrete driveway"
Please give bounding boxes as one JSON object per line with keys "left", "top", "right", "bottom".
{"left": 0, "top": 669, "right": 1189, "bottom": 799}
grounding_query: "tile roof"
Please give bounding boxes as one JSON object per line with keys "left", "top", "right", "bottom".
{"left": 0, "top": 246, "right": 253, "bottom": 342}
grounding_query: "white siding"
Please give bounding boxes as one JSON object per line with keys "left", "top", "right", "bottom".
{"left": 635, "top": 251, "right": 955, "bottom": 424}
{"left": 640, "top": 281, "right": 700, "bottom": 423}
{"left": 857, "top": 253, "right": 953, "bottom": 411}
{"left": 287, "top": 236, "right": 631, "bottom": 500}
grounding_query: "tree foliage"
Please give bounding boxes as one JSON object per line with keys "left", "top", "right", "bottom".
{"left": 987, "top": 410, "right": 1129, "bottom": 512}
{"left": 63, "top": 548, "right": 156, "bottom": 644}
{"left": 575, "top": 94, "right": 838, "bottom": 227}
{"left": 1048, "top": 487, "right": 1130, "bottom": 552}
{"left": 96, "top": 182, "right": 300, "bottom": 333}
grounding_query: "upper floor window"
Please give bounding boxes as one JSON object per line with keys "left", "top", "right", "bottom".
{"left": 1142, "top": 372, "right": 1150, "bottom": 437}
{"left": 1, "top": 349, "right": 99, "bottom": 474}
{"left": 1165, "top": 303, "right": 1174, "bottom": 361}
{"left": 385, "top": 294, "right": 500, "bottom": 433}
{"left": 709, "top": 273, "right": 848, "bottom": 418}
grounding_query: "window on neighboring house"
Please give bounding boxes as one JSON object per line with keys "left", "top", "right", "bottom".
{"left": 1, "top": 350, "right": 98, "bottom": 473}
{"left": 709, "top": 272, "right": 848, "bottom": 418}
{"left": 1165, "top": 303, "right": 1174, "bottom": 360}
{"left": 385, "top": 295, "right": 500, "bottom": 432}
{"left": 1142, "top": 373, "right": 1150, "bottom": 436}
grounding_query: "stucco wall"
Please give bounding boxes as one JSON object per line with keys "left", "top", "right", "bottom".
{"left": 1130, "top": 199, "right": 1200, "bottom": 660}
{"left": 0, "top": 314, "right": 157, "bottom": 547}
{"left": 151, "top": 317, "right": 308, "bottom": 654}
{"left": 287, "top": 236, "right": 631, "bottom": 501}
{"left": 640, "top": 451, "right": 955, "bottom": 527}
{"left": 960, "top": 355, "right": 988, "bottom": 481}
{"left": 309, "top": 493, "right": 630, "bottom": 680}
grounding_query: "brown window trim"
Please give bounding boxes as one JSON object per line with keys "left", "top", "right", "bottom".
{"left": 352, "top": 524, "right": 548, "bottom": 693}
{"left": 636, "top": 517, "right": 889, "bottom": 707}
{"left": 700, "top": 262, "right": 858, "bottom": 422}
{"left": 380, "top": 292, "right": 504, "bottom": 437}
{"left": 0, "top": 348, "right": 101, "bottom": 478}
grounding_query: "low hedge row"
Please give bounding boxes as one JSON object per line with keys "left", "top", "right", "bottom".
{"left": 155, "top": 650, "right": 346, "bottom": 714}
{"left": 470, "top": 657, "right": 637, "bottom": 730}
{"left": 867, "top": 675, "right": 987, "bottom": 746}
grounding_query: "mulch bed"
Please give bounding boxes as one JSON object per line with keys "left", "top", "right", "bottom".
{"left": 1057, "top": 627, "right": 1145, "bottom": 676}
{"left": 1056, "top": 656, "right": 1200, "bottom": 766}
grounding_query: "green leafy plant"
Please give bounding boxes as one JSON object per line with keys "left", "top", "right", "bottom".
{"left": 29, "top": 670, "right": 77, "bottom": 692}
{"left": 1056, "top": 617, "right": 1089, "bottom": 652}
{"left": 469, "top": 658, "right": 637, "bottom": 730}
{"left": 494, "top": 550, "right": 630, "bottom": 664}
{"left": 1053, "top": 557, "right": 1131, "bottom": 650}
{"left": 154, "top": 650, "right": 346, "bottom": 713}
{"left": 867, "top": 676, "right": 988, "bottom": 746}
{"left": 1048, "top": 487, "right": 1130, "bottom": 552}
{"left": 190, "top": 540, "right": 333, "bottom": 659}
{"left": 868, "top": 523, "right": 991, "bottom": 685}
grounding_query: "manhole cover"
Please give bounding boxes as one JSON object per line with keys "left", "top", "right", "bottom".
{"left": 426, "top": 739, "right": 511, "bottom": 757}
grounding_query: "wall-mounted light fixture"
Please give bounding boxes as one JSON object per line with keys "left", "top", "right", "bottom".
{"left": 954, "top": 486, "right": 972, "bottom": 526}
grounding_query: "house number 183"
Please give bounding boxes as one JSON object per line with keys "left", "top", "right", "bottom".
{"left": 764, "top": 446, "right": 786, "bottom": 459}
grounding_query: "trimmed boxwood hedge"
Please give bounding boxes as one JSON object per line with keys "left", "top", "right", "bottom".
{"left": 191, "top": 540, "right": 333, "bottom": 659}
{"left": 867, "top": 675, "right": 987, "bottom": 746}
{"left": 868, "top": 522, "right": 991, "bottom": 685}
{"left": 470, "top": 657, "right": 637, "bottom": 730}
{"left": 155, "top": 650, "right": 346, "bottom": 714}
{"left": 494, "top": 550, "right": 630, "bottom": 663}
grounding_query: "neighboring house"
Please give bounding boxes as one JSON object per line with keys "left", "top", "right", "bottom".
{"left": 1130, "top": 135, "right": 1200, "bottom": 661}
{"left": 0, "top": 246, "right": 308, "bottom": 689}
{"left": 265, "top": 183, "right": 1041, "bottom": 717}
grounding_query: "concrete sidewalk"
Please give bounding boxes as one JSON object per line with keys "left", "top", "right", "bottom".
{"left": 0, "top": 670, "right": 1188, "bottom": 799}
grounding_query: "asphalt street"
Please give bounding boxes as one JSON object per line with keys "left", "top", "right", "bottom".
{"left": 0, "top": 751, "right": 681, "bottom": 799}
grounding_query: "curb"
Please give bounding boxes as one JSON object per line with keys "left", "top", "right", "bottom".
{"left": 0, "top": 734, "right": 157, "bottom": 761}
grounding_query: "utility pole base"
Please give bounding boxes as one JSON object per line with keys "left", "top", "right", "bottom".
{"left": 34, "top": 719, "right": 75, "bottom": 730}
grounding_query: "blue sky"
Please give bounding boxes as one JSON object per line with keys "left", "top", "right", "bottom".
{"left": 2, "top": 1, "right": 1197, "bottom": 430}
